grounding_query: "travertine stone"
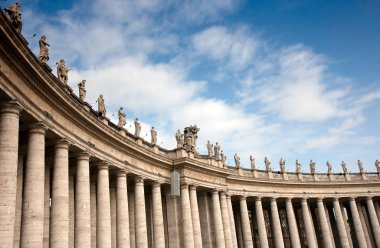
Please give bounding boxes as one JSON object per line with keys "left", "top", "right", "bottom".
{"left": 181, "top": 184, "right": 195, "bottom": 248}
{"left": 75, "top": 152, "right": 91, "bottom": 248}
{"left": 69, "top": 168, "right": 75, "bottom": 247}
{"left": 90, "top": 176, "right": 97, "bottom": 248}
{"left": 317, "top": 198, "right": 333, "bottom": 248}
{"left": 270, "top": 198, "right": 284, "bottom": 248}
{"left": 13, "top": 155, "right": 24, "bottom": 248}
{"left": 239, "top": 196, "right": 253, "bottom": 247}
{"left": 128, "top": 190, "right": 136, "bottom": 248}
{"left": 226, "top": 195, "right": 238, "bottom": 248}
{"left": 135, "top": 177, "right": 148, "bottom": 248}
{"left": 212, "top": 190, "right": 226, "bottom": 248}
{"left": 43, "top": 158, "right": 51, "bottom": 248}
{"left": 97, "top": 163, "right": 112, "bottom": 248}
{"left": 110, "top": 183, "right": 117, "bottom": 248}
{"left": 255, "top": 197, "right": 269, "bottom": 248}
{"left": 366, "top": 197, "right": 380, "bottom": 247}
{"left": 333, "top": 198, "right": 350, "bottom": 248}
{"left": 349, "top": 198, "right": 367, "bottom": 247}
{"left": 0, "top": 101, "right": 22, "bottom": 248}
{"left": 220, "top": 192, "right": 233, "bottom": 248}
{"left": 116, "top": 172, "right": 130, "bottom": 248}
{"left": 301, "top": 198, "right": 316, "bottom": 248}
{"left": 286, "top": 198, "right": 301, "bottom": 248}
{"left": 50, "top": 139, "right": 70, "bottom": 248}
{"left": 152, "top": 182, "right": 165, "bottom": 248}
{"left": 20, "top": 123, "right": 47, "bottom": 248}
{"left": 189, "top": 185, "right": 202, "bottom": 248}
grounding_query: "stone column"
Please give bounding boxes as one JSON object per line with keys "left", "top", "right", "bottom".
{"left": 75, "top": 152, "right": 91, "bottom": 248}
{"left": 181, "top": 184, "right": 195, "bottom": 248}
{"left": 286, "top": 198, "right": 301, "bottom": 248}
{"left": 13, "top": 155, "right": 24, "bottom": 248}
{"left": 256, "top": 196, "right": 269, "bottom": 248}
{"left": 43, "top": 159, "right": 51, "bottom": 248}
{"left": 333, "top": 198, "right": 350, "bottom": 248}
{"left": 366, "top": 197, "right": 380, "bottom": 247}
{"left": 349, "top": 198, "right": 367, "bottom": 248}
{"left": 317, "top": 198, "right": 333, "bottom": 248}
{"left": 116, "top": 171, "right": 130, "bottom": 248}
{"left": 271, "top": 197, "right": 284, "bottom": 248}
{"left": 135, "top": 176, "right": 148, "bottom": 248}
{"left": 0, "top": 100, "right": 22, "bottom": 247}
{"left": 212, "top": 189, "right": 226, "bottom": 248}
{"left": 189, "top": 185, "right": 202, "bottom": 248}
{"left": 50, "top": 139, "right": 70, "bottom": 248}
{"left": 90, "top": 176, "right": 97, "bottom": 248}
{"left": 301, "top": 198, "right": 316, "bottom": 248}
{"left": 239, "top": 196, "right": 253, "bottom": 248}
{"left": 97, "top": 163, "right": 112, "bottom": 248}
{"left": 152, "top": 181, "right": 165, "bottom": 248}
{"left": 226, "top": 194, "right": 238, "bottom": 248}
{"left": 21, "top": 122, "right": 47, "bottom": 248}
{"left": 220, "top": 191, "right": 233, "bottom": 248}
{"left": 110, "top": 184, "right": 117, "bottom": 248}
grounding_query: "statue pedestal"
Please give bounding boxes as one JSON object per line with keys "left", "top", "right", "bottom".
{"left": 344, "top": 173, "right": 351, "bottom": 181}
{"left": 188, "top": 151, "right": 194, "bottom": 159}
{"left": 83, "top": 102, "right": 91, "bottom": 112}
{"left": 252, "top": 169, "right": 258, "bottom": 178}
{"left": 328, "top": 173, "right": 335, "bottom": 181}
{"left": 176, "top": 148, "right": 187, "bottom": 158}
{"left": 282, "top": 172, "right": 288, "bottom": 180}
{"left": 136, "top": 138, "right": 143, "bottom": 145}
{"left": 118, "top": 129, "right": 127, "bottom": 137}
{"left": 238, "top": 167, "right": 243, "bottom": 176}
{"left": 297, "top": 173, "right": 303, "bottom": 181}
{"left": 361, "top": 172, "right": 368, "bottom": 180}
{"left": 100, "top": 117, "right": 109, "bottom": 125}
{"left": 313, "top": 173, "right": 319, "bottom": 181}
{"left": 152, "top": 145, "right": 158, "bottom": 153}
{"left": 267, "top": 171, "right": 273, "bottom": 179}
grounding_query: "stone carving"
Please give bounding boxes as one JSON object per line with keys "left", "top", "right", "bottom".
{"left": 206, "top": 141, "right": 213, "bottom": 157}
{"left": 250, "top": 155, "right": 256, "bottom": 170}
{"left": 375, "top": 160, "right": 380, "bottom": 172}
{"left": 183, "top": 125, "right": 200, "bottom": 152}
{"left": 57, "top": 59, "right": 71, "bottom": 84}
{"left": 4, "top": 2, "right": 22, "bottom": 33}
{"left": 221, "top": 150, "right": 227, "bottom": 166}
{"left": 279, "top": 158, "right": 286, "bottom": 173}
{"left": 326, "top": 161, "right": 332, "bottom": 174}
{"left": 151, "top": 127, "right": 157, "bottom": 145}
{"left": 175, "top": 129, "right": 183, "bottom": 148}
{"left": 78, "top": 80, "right": 86, "bottom": 102}
{"left": 358, "top": 160, "right": 364, "bottom": 173}
{"left": 118, "top": 107, "right": 126, "bottom": 127}
{"left": 38, "top": 35, "right": 50, "bottom": 63}
{"left": 214, "top": 142, "right": 220, "bottom": 160}
{"left": 134, "top": 118, "right": 141, "bottom": 137}
{"left": 310, "top": 159, "right": 316, "bottom": 174}
{"left": 234, "top": 154, "right": 241, "bottom": 168}
{"left": 264, "top": 156, "right": 271, "bottom": 172}
{"left": 97, "top": 94, "right": 106, "bottom": 117}
{"left": 341, "top": 161, "right": 348, "bottom": 173}
{"left": 295, "top": 160, "right": 302, "bottom": 173}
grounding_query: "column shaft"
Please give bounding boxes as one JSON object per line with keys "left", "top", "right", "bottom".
{"left": 256, "top": 197, "right": 269, "bottom": 248}
{"left": 181, "top": 184, "right": 195, "bottom": 248}
{"left": 189, "top": 186, "right": 202, "bottom": 248}
{"left": 152, "top": 182, "right": 165, "bottom": 248}
{"left": 220, "top": 192, "right": 233, "bottom": 248}
{"left": 349, "top": 198, "right": 367, "bottom": 248}
{"left": 301, "top": 198, "right": 316, "bottom": 248}
{"left": 317, "top": 198, "right": 333, "bottom": 248}
{"left": 97, "top": 164, "right": 112, "bottom": 248}
{"left": 333, "top": 198, "right": 350, "bottom": 248}
{"left": 116, "top": 172, "right": 130, "bottom": 248}
{"left": 286, "top": 198, "right": 301, "bottom": 248}
{"left": 135, "top": 177, "right": 148, "bottom": 248}
{"left": 366, "top": 197, "right": 380, "bottom": 247}
{"left": 13, "top": 155, "right": 24, "bottom": 247}
{"left": 212, "top": 190, "right": 226, "bottom": 248}
{"left": 90, "top": 177, "right": 97, "bottom": 248}
{"left": 271, "top": 198, "right": 284, "bottom": 248}
{"left": 226, "top": 195, "right": 238, "bottom": 248}
{"left": 239, "top": 196, "right": 253, "bottom": 248}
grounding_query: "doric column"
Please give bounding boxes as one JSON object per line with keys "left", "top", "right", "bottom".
{"left": 333, "top": 198, "right": 350, "bottom": 247}
{"left": 349, "top": 198, "right": 367, "bottom": 248}
{"left": 181, "top": 184, "right": 194, "bottom": 248}
{"left": 13, "top": 155, "right": 24, "bottom": 247}
{"left": 116, "top": 171, "right": 130, "bottom": 248}
{"left": 90, "top": 176, "right": 97, "bottom": 248}
{"left": 366, "top": 197, "right": 380, "bottom": 247}
{"left": 135, "top": 176, "right": 148, "bottom": 248}
{"left": 152, "top": 181, "right": 165, "bottom": 248}
{"left": 271, "top": 198, "right": 284, "bottom": 248}
{"left": 317, "top": 198, "right": 333, "bottom": 248}
{"left": 286, "top": 198, "right": 301, "bottom": 248}
{"left": 220, "top": 191, "right": 233, "bottom": 248}
{"left": 75, "top": 152, "right": 91, "bottom": 247}
{"left": 189, "top": 185, "right": 202, "bottom": 248}
{"left": 256, "top": 196, "right": 269, "bottom": 248}
{"left": 301, "top": 198, "right": 316, "bottom": 248}
{"left": 226, "top": 194, "right": 238, "bottom": 248}
{"left": 239, "top": 196, "right": 253, "bottom": 248}
{"left": 97, "top": 163, "right": 112, "bottom": 248}
{"left": 0, "top": 101, "right": 22, "bottom": 247}
{"left": 50, "top": 139, "right": 70, "bottom": 247}
{"left": 212, "top": 189, "right": 226, "bottom": 248}
{"left": 21, "top": 122, "right": 47, "bottom": 248}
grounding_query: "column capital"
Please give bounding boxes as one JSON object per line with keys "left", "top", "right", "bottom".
{"left": 211, "top": 188, "right": 219, "bottom": 194}
{"left": 180, "top": 183, "right": 189, "bottom": 189}
{"left": 219, "top": 191, "right": 227, "bottom": 197}
{"left": 333, "top": 197, "right": 341, "bottom": 201}
{"left": 116, "top": 170, "right": 127, "bottom": 177}
{"left": 0, "top": 100, "right": 23, "bottom": 115}
{"left": 366, "top": 196, "right": 373, "bottom": 201}
{"left": 189, "top": 184, "right": 197, "bottom": 191}
{"left": 28, "top": 122, "right": 48, "bottom": 134}
{"left": 135, "top": 176, "right": 145, "bottom": 184}
{"left": 226, "top": 194, "right": 232, "bottom": 199}
{"left": 286, "top": 197, "right": 293, "bottom": 203}
{"left": 76, "top": 151, "right": 90, "bottom": 161}
{"left": 317, "top": 197, "right": 324, "bottom": 202}
{"left": 152, "top": 181, "right": 161, "bottom": 187}
{"left": 239, "top": 195, "right": 247, "bottom": 201}
{"left": 301, "top": 197, "right": 308, "bottom": 202}
{"left": 256, "top": 196, "right": 262, "bottom": 201}
{"left": 97, "top": 162, "right": 109, "bottom": 170}
{"left": 349, "top": 197, "right": 356, "bottom": 202}
{"left": 271, "top": 197, "right": 278, "bottom": 202}
{"left": 55, "top": 138, "right": 70, "bottom": 149}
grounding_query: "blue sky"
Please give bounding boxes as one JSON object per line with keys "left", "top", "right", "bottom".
{"left": 7, "top": 0, "right": 380, "bottom": 172}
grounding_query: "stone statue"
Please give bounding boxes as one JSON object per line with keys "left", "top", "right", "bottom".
{"left": 295, "top": 160, "right": 302, "bottom": 173}
{"left": 118, "top": 107, "right": 126, "bottom": 127}
{"left": 310, "top": 159, "right": 316, "bottom": 174}
{"left": 78, "top": 80, "right": 86, "bottom": 102}
{"left": 38, "top": 35, "right": 50, "bottom": 63}
{"left": 183, "top": 125, "right": 200, "bottom": 152}
{"left": 151, "top": 127, "right": 157, "bottom": 145}
{"left": 57, "top": 59, "right": 71, "bottom": 84}
{"left": 214, "top": 142, "right": 220, "bottom": 160}
{"left": 279, "top": 158, "right": 286, "bottom": 173}
{"left": 375, "top": 160, "right": 380, "bottom": 173}
{"left": 341, "top": 161, "right": 348, "bottom": 173}
{"left": 234, "top": 154, "right": 241, "bottom": 168}
{"left": 326, "top": 161, "right": 332, "bottom": 174}
{"left": 175, "top": 129, "right": 183, "bottom": 148}
{"left": 250, "top": 155, "right": 256, "bottom": 170}
{"left": 4, "top": 2, "right": 22, "bottom": 33}
{"left": 358, "top": 160, "right": 364, "bottom": 173}
{"left": 264, "top": 156, "right": 271, "bottom": 172}
{"left": 134, "top": 118, "right": 141, "bottom": 137}
{"left": 97, "top": 94, "right": 106, "bottom": 117}
{"left": 206, "top": 141, "right": 213, "bottom": 157}
{"left": 221, "top": 150, "right": 227, "bottom": 166}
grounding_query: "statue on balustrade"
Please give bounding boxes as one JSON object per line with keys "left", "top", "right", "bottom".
{"left": 234, "top": 154, "right": 241, "bottom": 168}
{"left": 206, "top": 141, "right": 213, "bottom": 157}
{"left": 134, "top": 118, "right": 141, "bottom": 137}
{"left": 57, "top": 59, "right": 71, "bottom": 84}
{"left": 341, "top": 161, "right": 348, "bottom": 173}
{"left": 310, "top": 159, "right": 316, "bottom": 174}
{"left": 183, "top": 125, "right": 200, "bottom": 152}
{"left": 279, "top": 158, "right": 286, "bottom": 173}
{"left": 250, "top": 155, "right": 256, "bottom": 170}
{"left": 264, "top": 156, "right": 271, "bottom": 172}
{"left": 118, "top": 107, "right": 126, "bottom": 127}
{"left": 214, "top": 142, "right": 220, "bottom": 159}
{"left": 151, "top": 127, "right": 157, "bottom": 145}
{"left": 295, "top": 160, "right": 302, "bottom": 173}
{"left": 78, "top": 80, "right": 86, "bottom": 102}
{"left": 358, "top": 160, "right": 364, "bottom": 173}
{"left": 175, "top": 129, "right": 184, "bottom": 148}
{"left": 38, "top": 35, "right": 50, "bottom": 63}
{"left": 4, "top": 2, "right": 22, "bottom": 33}
{"left": 326, "top": 161, "right": 332, "bottom": 174}
{"left": 375, "top": 160, "right": 380, "bottom": 172}
{"left": 221, "top": 150, "right": 227, "bottom": 166}
{"left": 97, "top": 94, "right": 106, "bottom": 117}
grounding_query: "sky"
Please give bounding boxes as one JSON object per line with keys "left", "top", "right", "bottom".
{"left": 5, "top": 0, "right": 380, "bottom": 173}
